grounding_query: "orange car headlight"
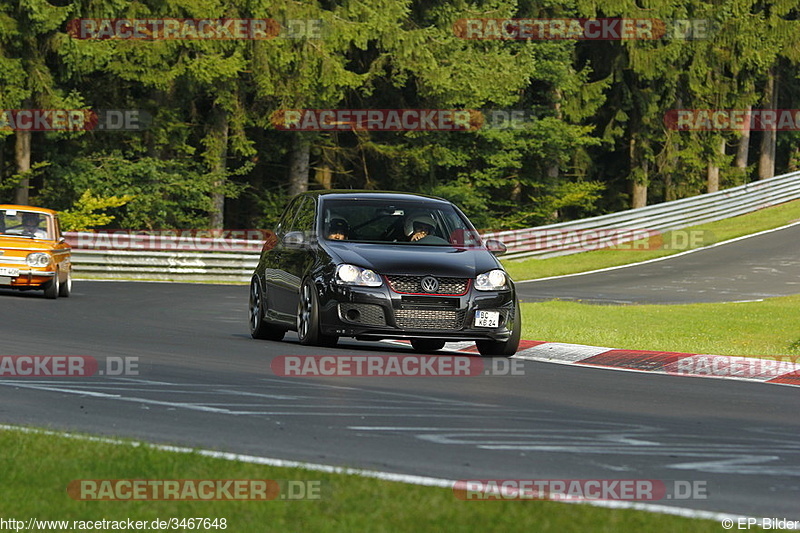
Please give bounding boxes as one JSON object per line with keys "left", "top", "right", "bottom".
{"left": 26, "top": 252, "right": 52, "bottom": 267}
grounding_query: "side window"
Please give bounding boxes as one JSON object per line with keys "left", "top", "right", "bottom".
{"left": 291, "top": 197, "right": 317, "bottom": 237}
{"left": 275, "top": 197, "right": 301, "bottom": 236}
{"left": 53, "top": 215, "right": 61, "bottom": 240}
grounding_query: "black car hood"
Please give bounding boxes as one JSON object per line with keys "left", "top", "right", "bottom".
{"left": 324, "top": 242, "right": 502, "bottom": 278}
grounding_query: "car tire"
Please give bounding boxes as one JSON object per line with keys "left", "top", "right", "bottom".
{"left": 58, "top": 269, "right": 72, "bottom": 297}
{"left": 297, "top": 279, "right": 338, "bottom": 347}
{"left": 43, "top": 269, "right": 59, "bottom": 299}
{"left": 410, "top": 339, "right": 446, "bottom": 353}
{"left": 249, "top": 278, "right": 286, "bottom": 341}
{"left": 475, "top": 301, "right": 521, "bottom": 357}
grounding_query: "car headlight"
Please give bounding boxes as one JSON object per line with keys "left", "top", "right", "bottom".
{"left": 26, "top": 252, "right": 51, "bottom": 267}
{"left": 475, "top": 269, "right": 508, "bottom": 291}
{"left": 336, "top": 264, "right": 382, "bottom": 287}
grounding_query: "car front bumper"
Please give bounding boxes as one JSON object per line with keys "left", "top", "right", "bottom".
{"left": 317, "top": 281, "right": 517, "bottom": 342}
{"left": 0, "top": 262, "right": 55, "bottom": 288}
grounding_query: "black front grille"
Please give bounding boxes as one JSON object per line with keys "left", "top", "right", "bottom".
{"left": 400, "top": 296, "right": 460, "bottom": 309}
{"left": 394, "top": 309, "right": 465, "bottom": 330}
{"left": 339, "top": 303, "right": 386, "bottom": 326}
{"left": 386, "top": 275, "right": 469, "bottom": 295}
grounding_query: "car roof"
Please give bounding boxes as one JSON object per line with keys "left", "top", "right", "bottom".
{"left": 0, "top": 204, "right": 58, "bottom": 215}
{"left": 297, "top": 190, "right": 452, "bottom": 205}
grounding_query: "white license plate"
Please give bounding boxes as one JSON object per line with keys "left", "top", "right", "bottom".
{"left": 0, "top": 267, "right": 19, "bottom": 277}
{"left": 474, "top": 310, "right": 500, "bottom": 328}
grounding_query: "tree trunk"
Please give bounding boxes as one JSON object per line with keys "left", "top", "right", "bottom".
{"left": 510, "top": 180, "right": 522, "bottom": 204}
{"left": 629, "top": 138, "right": 647, "bottom": 208}
{"left": 209, "top": 108, "right": 229, "bottom": 229}
{"left": 664, "top": 173, "right": 674, "bottom": 202}
{"left": 631, "top": 181, "right": 647, "bottom": 208}
{"left": 758, "top": 68, "right": 778, "bottom": 180}
{"left": 0, "top": 136, "right": 5, "bottom": 190}
{"left": 14, "top": 131, "right": 32, "bottom": 205}
{"left": 547, "top": 88, "right": 562, "bottom": 183}
{"left": 315, "top": 164, "right": 332, "bottom": 189}
{"left": 707, "top": 136, "right": 725, "bottom": 193}
{"left": 735, "top": 104, "right": 751, "bottom": 172}
{"left": 288, "top": 134, "right": 310, "bottom": 197}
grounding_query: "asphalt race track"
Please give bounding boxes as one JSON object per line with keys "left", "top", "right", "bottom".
{"left": 515, "top": 222, "right": 800, "bottom": 304}
{"left": 1, "top": 280, "right": 799, "bottom": 519}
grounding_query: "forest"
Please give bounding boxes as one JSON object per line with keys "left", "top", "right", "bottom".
{"left": 1, "top": 0, "right": 799, "bottom": 231}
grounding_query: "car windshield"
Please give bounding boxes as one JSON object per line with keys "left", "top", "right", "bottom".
{"left": 0, "top": 209, "right": 51, "bottom": 240}
{"left": 320, "top": 199, "right": 482, "bottom": 247}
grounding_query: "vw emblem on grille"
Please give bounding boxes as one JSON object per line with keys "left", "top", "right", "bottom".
{"left": 420, "top": 276, "right": 439, "bottom": 293}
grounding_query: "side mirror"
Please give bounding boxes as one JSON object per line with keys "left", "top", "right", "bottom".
{"left": 485, "top": 238, "right": 507, "bottom": 256}
{"left": 282, "top": 231, "right": 306, "bottom": 249}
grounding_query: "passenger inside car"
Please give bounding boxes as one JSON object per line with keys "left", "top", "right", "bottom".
{"left": 403, "top": 212, "right": 448, "bottom": 243}
{"left": 326, "top": 218, "right": 349, "bottom": 240}
{"left": 7, "top": 212, "right": 47, "bottom": 238}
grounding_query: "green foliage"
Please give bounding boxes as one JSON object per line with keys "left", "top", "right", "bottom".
{"left": 36, "top": 152, "right": 222, "bottom": 229}
{"left": 528, "top": 180, "right": 606, "bottom": 225}
{"left": 0, "top": 161, "right": 48, "bottom": 193}
{"left": 58, "top": 189, "right": 135, "bottom": 231}
{"left": 1, "top": 0, "right": 799, "bottom": 228}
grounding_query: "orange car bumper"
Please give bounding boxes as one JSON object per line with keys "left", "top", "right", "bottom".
{"left": 0, "top": 268, "right": 55, "bottom": 288}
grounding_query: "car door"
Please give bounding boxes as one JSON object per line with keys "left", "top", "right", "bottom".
{"left": 272, "top": 196, "right": 318, "bottom": 317}
{"left": 263, "top": 196, "right": 302, "bottom": 323}
{"left": 51, "top": 214, "right": 71, "bottom": 278}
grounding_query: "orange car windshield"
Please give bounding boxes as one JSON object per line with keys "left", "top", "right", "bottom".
{"left": 0, "top": 210, "right": 51, "bottom": 240}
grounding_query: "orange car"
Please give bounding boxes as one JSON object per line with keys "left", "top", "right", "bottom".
{"left": 0, "top": 205, "right": 72, "bottom": 298}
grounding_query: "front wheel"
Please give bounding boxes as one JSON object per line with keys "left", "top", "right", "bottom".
{"left": 43, "top": 270, "right": 59, "bottom": 299}
{"left": 475, "top": 302, "right": 521, "bottom": 357}
{"left": 58, "top": 269, "right": 72, "bottom": 297}
{"left": 249, "top": 278, "right": 286, "bottom": 341}
{"left": 297, "top": 280, "right": 338, "bottom": 347}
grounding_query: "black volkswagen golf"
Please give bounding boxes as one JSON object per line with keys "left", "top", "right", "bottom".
{"left": 249, "top": 191, "right": 520, "bottom": 356}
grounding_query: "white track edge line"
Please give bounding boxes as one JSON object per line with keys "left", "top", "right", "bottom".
{"left": 0, "top": 424, "right": 752, "bottom": 524}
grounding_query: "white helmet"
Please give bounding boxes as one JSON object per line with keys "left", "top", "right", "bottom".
{"left": 404, "top": 212, "right": 436, "bottom": 237}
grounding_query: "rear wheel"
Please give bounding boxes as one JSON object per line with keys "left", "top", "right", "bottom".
{"left": 249, "top": 278, "right": 286, "bottom": 341}
{"left": 43, "top": 270, "right": 59, "bottom": 299}
{"left": 58, "top": 269, "right": 72, "bottom": 297}
{"left": 410, "top": 339, "right": 446, "bottom": 353}
{"left": 297, "top": 280, "right": 338, "bottom": 347}
{"left": 476, "top": 302, "right": 521, "bottom": 357}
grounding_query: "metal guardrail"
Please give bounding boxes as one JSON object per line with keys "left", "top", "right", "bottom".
{"left": 69, "top": 171, "right": 800, "bottom": 281}
{"left": 71, "top": 250, "right": 260, "bottom": 282}
{"left": 487, "top": 170, "right": 800, "bottom": 259}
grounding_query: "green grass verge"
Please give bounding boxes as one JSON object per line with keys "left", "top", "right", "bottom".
{"left": 521, "top": 294, "right": 800, "bottom": 358}
{"left": 503, "top": 199, "right": 800, "bottom": 281}
{"left": 0, "top": 427, "right": 721, "bottom": 532}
